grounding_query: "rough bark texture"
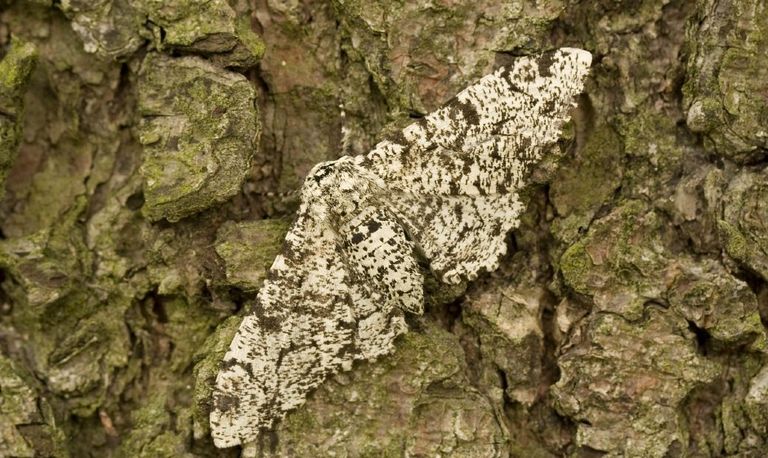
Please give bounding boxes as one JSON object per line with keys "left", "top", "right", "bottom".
{"left": 0, "top": 1, "right": 767, "bottom": 457}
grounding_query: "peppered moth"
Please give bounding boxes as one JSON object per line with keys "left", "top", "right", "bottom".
{"left": 210, "top": 48, "right": 592, "bottom": 448}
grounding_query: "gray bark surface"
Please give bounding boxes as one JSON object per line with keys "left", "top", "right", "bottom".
{"left": 1, "top": 0, "right": 767, "bottom": 457}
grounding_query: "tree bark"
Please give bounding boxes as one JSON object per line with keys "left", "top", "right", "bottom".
{"left": 1, "top": 0, "right": 767, "bottom": 456}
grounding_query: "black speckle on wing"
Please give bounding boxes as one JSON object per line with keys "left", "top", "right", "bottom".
{"left": 537, "top": 51, "right": 556, "bottom": 77}
{"left": 366, "top": 219, "right": 382, "bottom": 233}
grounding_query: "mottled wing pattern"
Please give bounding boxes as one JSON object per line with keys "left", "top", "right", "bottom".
{"left": 354, "top": 48, "right": 592, "bottom": 283}
{"left": 211, "top": 48, "right": 591, "bottom": 448}
{"left": 210, "top": 204, "right": 357, "bottom": 447}
{"left": 211, "top": 162, "right": 424, "bottom": 447}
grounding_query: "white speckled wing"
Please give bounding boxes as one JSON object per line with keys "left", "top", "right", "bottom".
{"left": 211, "top": 161, "right": 423, "bottom": 448}
{"left": 210, "top": 204, "right": 356, "bottom": 448}
{"left": 355, "top": 48, "right": 592, "bottom": 284}
{"left": 211, "top": 48, "right": 591, "bottom": 448}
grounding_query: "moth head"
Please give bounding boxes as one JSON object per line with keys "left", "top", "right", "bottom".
{"left": 305, "top": 159, "right": 369, "bottom": 221}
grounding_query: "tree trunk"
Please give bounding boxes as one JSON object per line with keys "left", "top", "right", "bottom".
{"left": 1, "top": 0, "right": 767, "bottom": 456}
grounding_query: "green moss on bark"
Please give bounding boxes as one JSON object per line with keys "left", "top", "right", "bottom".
{"left": 2, "top": 0, "right": 768, "bottom": 456}
{"left": 0, "top": 37, "right": 37, "bottom": 201}
{"left": 214, "top": 219, "right": 290, "bottom": 291}
{"left": 0, "top": 355, "right": 68, "bottom": 457}
{"left": 683, "top": 0, "right": 768, "bottom": 162}
{"left": 137, "top": 53, "right": 259, "bottom": 222}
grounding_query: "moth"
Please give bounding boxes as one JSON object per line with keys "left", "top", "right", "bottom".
{"left": 210, "top": 48, "right": 592, "bottom": 448}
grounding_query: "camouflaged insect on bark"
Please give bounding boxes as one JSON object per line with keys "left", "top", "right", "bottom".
{"left": 210, "top": 48, "right": 592, "bottom": 448}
